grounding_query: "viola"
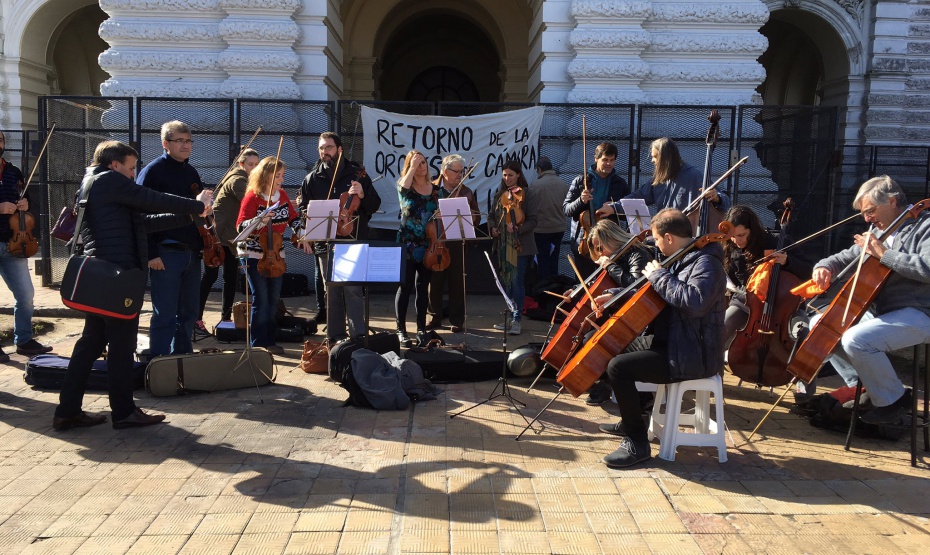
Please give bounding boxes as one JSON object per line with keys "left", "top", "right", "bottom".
{"left": 499, "top": 186, "right": 525, "bottom": 251}
{"left": 336, "top": 166, "right": 369, "bottom": 237}
{"left": 727, "top": 199, "right": 801, "bottom": 387}
{"left": 577, "top": 203, "right": 602, "bottom": 257}
{"left": 7, "top": 208, "right": 38, "bottom": 258}
{"left": 257, "top": 221, "right": 286, "bottom": 278}
{"left": 556, "top": 221, "right": 733, "bottom": 397}
{"left": 541, "top": 228, "right": 650, "bottom": 371}
{"left": 787, "top": 199, "right": 930, "bottom": 384}
{"left": 424, "top": 213, "right": 450, "bottom": 272}
{"left": 191, "top": 183, "right": 224, "bottom": 268}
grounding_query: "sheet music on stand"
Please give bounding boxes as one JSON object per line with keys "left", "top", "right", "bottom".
{"left": 619, "top": 198, "right": 652, "bottom": 235}
{"left": 484, "top": 251, "right": 516, "bottom": 314}
{"left": 232, "top": 201, "right": 281, "bottom": 243}
{"left": 438, "top": 197, "right": 475, "bottom": 240}
{"left": 298, "top": 199, "right": 341, "bottom": 241}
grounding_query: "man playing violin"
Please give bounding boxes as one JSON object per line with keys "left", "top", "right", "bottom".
{"left": 0, "top": 131, "right": 53, "bottom": 360}
{"left": 297, "top": 132, "right": 381, "bottom": 343}
{"left": 807, "top": 176, "right": 930, "bottom": 424}
{"left": 596, "top": 208, "right": 726, "bottom": 468}
{"left": 563, "top": 142, "right": 629, "bottom": 276}
{"left": 426, "top": 154, "right": 480, "bottom": 333}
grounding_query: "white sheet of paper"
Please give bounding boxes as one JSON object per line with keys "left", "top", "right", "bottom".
{"left": 438, "top": 197, "right": 475, "bottom": 240}
{"left": 619, "top": 198, "right": 652, "bottom": 235}
{"left": 302, "top": 199, "right": 341, "bottom": 241}
{"left": 331, "top": 243, "right": 367, "bottom": 282}
{"left": 232, "top": 201, "right": 281, "bottom": 243}
{"left": 366, "top": 247, "right": 402, "bottom": 282}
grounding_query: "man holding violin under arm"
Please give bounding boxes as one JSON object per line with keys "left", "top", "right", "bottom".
{"left": 297, "top": 132, "right": 381, "bottom": 343}
{"left": 0, "top": 131, "right": 53, "bottom": 360}
{"left": 806, "top": 176, "right": 930, "bottom": 425}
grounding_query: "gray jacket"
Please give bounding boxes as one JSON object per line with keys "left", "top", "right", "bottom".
{"left": 648, "top": 247, "right": 727, "bottom": 381}
{"left": 532, "top": 170, "right": 570, "bottom": 233}
{"left": 815, "top": 210, "right": 930, "bottom": 318}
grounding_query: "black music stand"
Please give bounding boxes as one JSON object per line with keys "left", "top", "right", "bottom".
{"left": 450, "top": 253, "right": 533, "bottom": 429}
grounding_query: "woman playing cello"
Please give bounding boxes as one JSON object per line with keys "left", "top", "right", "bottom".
{"left": 489, "top": 160, "right": 538, "bottom": 335}
{"left": 236, "top": 156, "right": 301, "bottom": 354}
{"left": 597, "top": 209, "right": 727, "bottom": 468}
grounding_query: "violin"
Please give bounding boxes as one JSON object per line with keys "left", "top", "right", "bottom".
{"left": 191, "top": 183, "right": 225, "bottom": 268}
{"left": 787, "top": 198, "right": 930, "bottom": 384}
{"left": 556, "top": 221, "right": 733, "bottom": 397}
{"left": 336, "top": 166, "right": 367, "bottom": 237}
{"left": 727, "top": 199, "right": 801, "bottom": 387}
{"left": 541, "top": 228, "right": 650, "bottom": 371}
{"left": 257, "top": 220, "right": 285, "bottom": 278}
{"left": 8, "top": 206, "right": 38, "bottom": 258}
{"left": 499, "top": 186, "right": 525, "bottom": 251}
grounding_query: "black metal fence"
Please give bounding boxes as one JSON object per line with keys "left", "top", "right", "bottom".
{"left": 30, "top": 96, "right": 916, "bottom": 296}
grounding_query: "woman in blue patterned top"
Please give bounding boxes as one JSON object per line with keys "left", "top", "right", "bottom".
{"left": 396, "top": 149, "right": 439, "bottom": 347}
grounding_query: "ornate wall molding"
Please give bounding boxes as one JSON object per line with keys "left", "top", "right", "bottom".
{"left": 648, "top": 63, "right": 767, "bottom": 82}
{"left": 570, "top": 1, "right": 653, "bottom": 19}
{"left": 218, "top": 81, "right": 301, "bottom": 99}
{"left": 218, "top": 0, "right": 301, "bottom": 11}
{"left": 648, "top": 33, "right": 768, "bottom": 53}
{"left": 100, "top": 0, "right": 219, "bottom": 12}
{"left": 568, "top": 59, "right": 650, "bottom": 79}
{"left": 834, "top": 0, "right": 864, "bottom": 25}
{"left": 218, "top": 21, "right": 300, "bottom": 43}
{"left": 650, "top": 4, "right": 769, "bottom": 24}
{"left": 218, "top": 51, "right": 299, "bottom": 72}
{"left": 100, "top": 81, "right": 221, "bottom": 97}
{"left": 99, "top": 51, "right": 221, "bottom": 72}
{"left": 569, "top": 29, "right": 650, "bottom": 49}
{"left": 99, "top": 21, "right": 221, "bottom": 42}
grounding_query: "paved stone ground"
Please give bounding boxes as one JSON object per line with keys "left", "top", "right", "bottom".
{"left": 0, "top": 262, "right": 927, "bottom": 554}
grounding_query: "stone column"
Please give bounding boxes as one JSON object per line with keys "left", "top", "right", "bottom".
{"left": 642, "top": 1, "right": 768, "bottom": 105}
{"left": 528, "top": 0, "right": 575, "bottom": 103}
{"left": 294, "top": 0, "right": 342, "bottom": 100}
{"left": 567, "top": 0, "right": 652, "bottom": 104}
{"left": 98, "top": 0, "right": 227, "bottom": 98}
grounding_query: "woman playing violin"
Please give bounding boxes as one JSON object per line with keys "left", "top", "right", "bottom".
{"left": 396, "top": 150, "right": 439, "bottom": 347}
{"left": 236, "top": 156, "right": 301, "bottom": 354}
{"left": 599, "top": 209, "right": 726, "bottom": 468}
{"left": 489, "top": 160, "right": 538, "bottom": 335}
{"left": 722, "top": 205, "right": 811, "bottom": 348}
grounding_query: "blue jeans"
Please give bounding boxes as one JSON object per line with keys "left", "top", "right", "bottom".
{"left": 149, "top": 248, "right": 200, "bottom": 357}
{"left": 534, "top": 231, "right": 564, "bottom": 280}
{"left": 506, "top": 255, "right": 532, "bottom": 322}
{"left": 246, "top": 258, "right": 283, "bottom": 347}
{"left": 0, "top": 242, "right": 35, "bottom": 345}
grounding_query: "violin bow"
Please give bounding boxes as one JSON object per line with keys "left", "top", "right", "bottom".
{"left": 268, "top": 136, "right": 284, "bottom": 203}
{"left": 682, "top": 156, "right": 749, "bottom": 215}
{"left": 325, "top": 148, "right": 344, "bottom": 201}
{"left": 751, "top": 212, "right": 861, "bottom": 268}
{"left": 217, "top": 126, "right": 262, "bottom": 186}
{"left": 567, "top": 255, "right": 599, "bottom": 314}
{"left": 19, "top": 123, "right": 57, "bottom": 200}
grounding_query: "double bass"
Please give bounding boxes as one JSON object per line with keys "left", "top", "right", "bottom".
{"left": 540, "top": 228, "right": 650, "bottom": 370}
{"left": 726, "top": 199, "right": 802, "bottom": 387}
{"left": 556, "top": 221, "right": 733, "bottom": 397}
{"left": 787, "top": 198, "right": 930, "bottom": 384}
{"left": 684, "top": 111, "right": 725, "bottom": 236}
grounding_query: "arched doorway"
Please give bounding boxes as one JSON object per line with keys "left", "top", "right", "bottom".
{"left": 50, "top": 5, "right": 109, "bottom": 96}
{"left": 377, "top": 12, "right": 500, "bottom": 102}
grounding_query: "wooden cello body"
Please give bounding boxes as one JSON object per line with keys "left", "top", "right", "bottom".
{"left": 540, "top": 229, "right": 649, "bottom": 370}
{"left": 557, "top": 222, "right": 732, "bottom": 397}
{"left": 787, "top": 199, "right": 930, "bottom": 383}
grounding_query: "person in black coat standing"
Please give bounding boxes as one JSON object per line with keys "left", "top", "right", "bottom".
{"left": 53, "top": 141, "right": 210, "bottom": 431}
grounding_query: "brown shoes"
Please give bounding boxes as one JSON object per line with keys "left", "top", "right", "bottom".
{"left": 53, "top": 411, "right": 107, "bottom": 431}
{"left": 112, "top": 408, "right": 166, "bottom": 429}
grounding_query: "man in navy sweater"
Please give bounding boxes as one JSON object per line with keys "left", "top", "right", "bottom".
{"left": 137, "top": 121, "right": 204, "bottom": 357}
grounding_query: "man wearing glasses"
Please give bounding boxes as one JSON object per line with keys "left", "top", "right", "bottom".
{"left": 137, "top": 120, "right": 205, "bottom": 357}
{"left": 804, "top": 175, "right": 930, "bottom": 424}
{"left": 297, "top": 132, "right": 381, "bottom": 343}
{"left": 426, "top": 154, "right": 480, "bottom": 332}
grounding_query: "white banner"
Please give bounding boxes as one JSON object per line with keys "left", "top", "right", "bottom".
{"left": 361, "top": 105, "right": 545, "bottom": 230}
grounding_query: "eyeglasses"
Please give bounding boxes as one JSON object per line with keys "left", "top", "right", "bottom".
{"left": 446, "top": 168, "right": 464, "bottom": 174}
{"left": 167, "top": 139, "right": 193, "bottom": 146}
{"left": 860, "top": 206, "right": 880, "bottom": 218}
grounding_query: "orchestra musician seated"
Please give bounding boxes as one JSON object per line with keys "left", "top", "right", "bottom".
{"left": 807, "top": 176, "right": 930, "bottom": 425}
{"left": 595, "top": 208, "right": 726, "bottom": 468}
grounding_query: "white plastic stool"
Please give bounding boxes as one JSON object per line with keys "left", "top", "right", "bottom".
{"left": 647, "top": 374, "right": 728, "bottom": 462}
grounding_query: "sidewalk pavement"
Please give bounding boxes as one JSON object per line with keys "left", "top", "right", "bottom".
{"left": 0, "top": 261, "right": 927, "bottom": 554}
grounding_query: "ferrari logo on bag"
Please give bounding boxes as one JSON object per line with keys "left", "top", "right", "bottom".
{"left": 124, "top": 298, "right": 133, "bottom": 308}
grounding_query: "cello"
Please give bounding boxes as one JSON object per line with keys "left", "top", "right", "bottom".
{"left": 726, "top": 199, "right": 802, "bottom": 387}
{"left": 540, "top": 228, "right": 650, "bottom": 370}
{"left": 556, "top": 221, "right": 733, "bottom": 397}
{"left": 786, "top": 198, "right": 930, "bottom": 384}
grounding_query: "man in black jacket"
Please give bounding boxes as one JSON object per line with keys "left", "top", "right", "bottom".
{"left": 297, "top": 132, "right": 381, "bottom": 343}
{"left": 137, "top": 121, "right": 204, "bottom": 357}
{"left": 53, "top": 141, "right": 210, "bottom": 431}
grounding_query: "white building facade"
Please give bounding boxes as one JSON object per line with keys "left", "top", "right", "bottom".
{"left": 0, "top": 0, "right": 925, "bottom": 147}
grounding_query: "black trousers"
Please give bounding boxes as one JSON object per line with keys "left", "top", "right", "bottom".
{"left": 396, "top": 260, "right": 432, "bottom": 332}
{"left": 198, "top": 245, "right": 239, "bottom": 321}
{"left": 427, "top": 241, "right": 466, "bottom": 327}
{"left": 56, "top": 313, "right": 139, "bottom": 421}
{"left": 605, "top": 336, "right": 671, "bottom": 442}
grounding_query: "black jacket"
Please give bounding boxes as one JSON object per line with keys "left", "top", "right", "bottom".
{"left": 563, "top": 166, "right": 630, "bottom": 220}
{"left": 298, "top": 158, "right": 381, "bottom": 255}
{"left": 136, "top": 153, "right": 204, "bottom": 258}
{"left": 77, "top": 166, "right": 205, "bottom": 270}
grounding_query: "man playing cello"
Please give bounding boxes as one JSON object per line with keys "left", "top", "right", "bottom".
{"left": 807, "top": 176, "right": 930, "bottom": 425}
